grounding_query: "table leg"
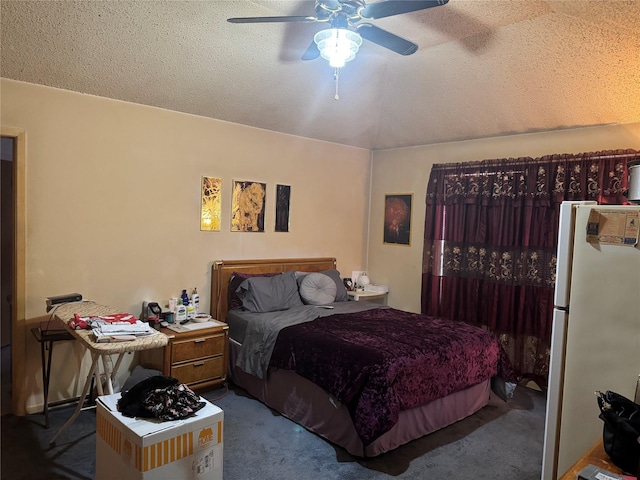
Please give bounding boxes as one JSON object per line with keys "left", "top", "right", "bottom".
{"left": 111, "top": 353, "right": 126, "bottom": 383}
{"left": 44, "top": 340, "right": 55, "bottom": 428}
{"left": 103, "top": 353, "right": 126, "bottom": 395}
{"left": 39, "top": 338, "right": 48, "bottom": 428}
{"left": 101, "top": 355, "right": 113, "bottom": 395}
{"left": 95, "top": 363, "right": 104, "bottom": 397}
{"left": 49, "top": 352, "right": 100, "bottom": 445}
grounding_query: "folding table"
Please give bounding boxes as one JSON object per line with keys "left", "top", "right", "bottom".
{"left": 30, "top": 325, "right": 75, "bottom": 428}
{"left": 48, "top": 301, "right": 168, "bottom": 444}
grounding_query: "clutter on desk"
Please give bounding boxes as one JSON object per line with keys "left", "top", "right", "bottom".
{"left": 68, "top": 312, "right": 157, "bottom": 343}
{"left": 91, "top": 319, "right": 155, "bottom": 343}
{"left": 169, "top": 287, "right": 201, "bottom": 323}
{"left": 144, "top": 288, "right": 203, "bottom": 328}
{"left": 69, "top": 312, "right": 137, "bottom": 329}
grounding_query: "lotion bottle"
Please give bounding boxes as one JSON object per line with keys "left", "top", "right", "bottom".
{"left": 176, "top": 303, "right": 187, "bottom": 322}
{"left": 186, "top": 301, "right": 196, "bottom": 319}
{"left": 192, "top": 288, "right": 200, "bottom": 314}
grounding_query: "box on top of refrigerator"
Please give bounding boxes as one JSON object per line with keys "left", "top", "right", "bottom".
{"left": 96, "top": 392, "right": 223, "bottom": 480}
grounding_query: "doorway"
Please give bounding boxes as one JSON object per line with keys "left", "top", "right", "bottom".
{"left": 1, "top": 127, "right": 25, "bottom": 417}
{"left": 1, "top": 135, "right": 15, "bottom": 415}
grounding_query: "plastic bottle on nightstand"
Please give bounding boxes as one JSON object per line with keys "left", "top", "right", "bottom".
{"left": 191, "top": 288, "right": 200, "bottom": 314}
{"left": 176, "top": 303, "right": 187, "bottom": 322}
{"left": 186, "top": 301, "right": 196, "bottom": 319}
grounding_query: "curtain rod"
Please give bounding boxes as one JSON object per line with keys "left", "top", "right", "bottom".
{"left": 432, "top": 151, "right": 639, "bottom": 170}
{"left": 584, "top": 153, "right": 639, "bottom": 160}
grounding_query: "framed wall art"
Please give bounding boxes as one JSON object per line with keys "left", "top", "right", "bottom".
{"left": 200, "top": 176, "right": 221, "bottom": 231}
{"left": 275, "top": 184, "right": 291, "bottom": 232}
{"left": 231, "top": 180, "right": 266, "bottom": 232}
{"left": 383, "top": 193, "right": 412, "bottom": 246}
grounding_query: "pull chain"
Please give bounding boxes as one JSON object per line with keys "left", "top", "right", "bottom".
{"left": 333, "top": 67, "right": 341, "bottom": 101}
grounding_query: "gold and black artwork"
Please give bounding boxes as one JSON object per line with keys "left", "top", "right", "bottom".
{"left": 231, "top": 180, "right": 266, "bottom": 232}
{"left": 201, "top": 176, "right": 221, "bottom": 231}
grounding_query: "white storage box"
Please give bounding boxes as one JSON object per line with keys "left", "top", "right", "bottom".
{"left": 96, "top": 393, "right": 223, "bottom": 480}
{"left": 364, "top": 284, "right": 389, "bottom": 294}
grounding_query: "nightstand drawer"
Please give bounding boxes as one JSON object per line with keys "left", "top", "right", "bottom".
{"left": 171, "top": 356, "right": 225, "bottom": 385}
{"left": 139, "top": 323, "right": 229, "bottom": 391}
{"left": 172, "top": 334, "right": 225, "bottom": 363}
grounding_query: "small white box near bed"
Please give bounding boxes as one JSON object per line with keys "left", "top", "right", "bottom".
{"left": 95, "top": 393, "right": 223, "bottom": 480}
{"left": 363, "top": 284, "right": 388, "bottom": 293}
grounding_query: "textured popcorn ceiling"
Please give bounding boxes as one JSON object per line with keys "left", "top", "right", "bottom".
{"left": 1, "top": 0, "right": 639, "bottom": 150}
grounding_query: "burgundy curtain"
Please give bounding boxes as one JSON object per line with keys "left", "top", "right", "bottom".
{"left": 421, "top": 149, "right": 637, "bottom": 386}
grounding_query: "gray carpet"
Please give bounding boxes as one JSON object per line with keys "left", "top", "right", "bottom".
{"left": 1, "top": 382, "right": 545, "bottom": 479}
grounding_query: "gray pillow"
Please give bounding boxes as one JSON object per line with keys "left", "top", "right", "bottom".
{"left": 295, "top": 269, "right": 348, "bottom": 302}
{"left": 320, "top": 269, "right": 349, "bottom": 302}
{"left": 299, "top": 272, "right": 337, "bottom": 305}
{"left": 237, "top": 270, "right": 303, "bottom": 313}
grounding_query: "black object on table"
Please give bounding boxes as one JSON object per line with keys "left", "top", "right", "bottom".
{"left": 30, "top": 325, "right": 76, "bottom": 428}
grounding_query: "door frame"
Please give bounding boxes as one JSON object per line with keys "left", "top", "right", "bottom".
{"left": 2, "top": 126, "right": 26, "bottom": 416}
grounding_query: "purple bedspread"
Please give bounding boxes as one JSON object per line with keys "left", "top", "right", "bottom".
{"left": 269, "top": 308, "right": 512, "bottom": 445}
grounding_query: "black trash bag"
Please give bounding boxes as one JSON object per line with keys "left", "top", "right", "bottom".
{"left": 117, "top": 375, "right": 179, "bottom": 418}
{"left": 596, "top": 390, "right": 640, "bottom": 475}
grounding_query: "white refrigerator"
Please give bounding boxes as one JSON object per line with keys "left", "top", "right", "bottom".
{"left": 541, "top": 201, "right": 640, "bottom": 479}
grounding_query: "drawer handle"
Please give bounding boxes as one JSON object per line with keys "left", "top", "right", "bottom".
{"left": 193, "top": 362, "right": 205, "bottom": 367}
{"left": 194, "top": 339, "right": 206, "bottom": 344}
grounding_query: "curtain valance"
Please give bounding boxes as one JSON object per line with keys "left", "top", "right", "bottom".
{"left": 426, "top": 149, "right": 637, "bottom": 207}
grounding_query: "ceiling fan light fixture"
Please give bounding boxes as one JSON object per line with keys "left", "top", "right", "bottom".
{"left": 314, "top": 28, "right": 362, "bottom": 68}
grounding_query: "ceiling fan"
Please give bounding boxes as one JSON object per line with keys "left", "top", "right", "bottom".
{"left": 228, "top": 0, "right": 449, "bottom": 99}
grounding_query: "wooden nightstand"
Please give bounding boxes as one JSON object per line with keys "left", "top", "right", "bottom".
{"left": 347, "top": 290, "right": 388, "bottom": 305}
{"left": 140, "top": 322, "right": 228, "bottom": 391}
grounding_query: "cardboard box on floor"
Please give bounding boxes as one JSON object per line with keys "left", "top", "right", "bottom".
{"left": 96, "top": 393, "right": 223, "bottom": 480}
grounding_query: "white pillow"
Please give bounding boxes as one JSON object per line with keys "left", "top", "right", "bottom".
{"left": 299, "top": 272, "right": 337, "bottom": 305}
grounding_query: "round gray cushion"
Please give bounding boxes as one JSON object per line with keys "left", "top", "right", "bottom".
{"left": 299, "top": 272, "right": 337, "bottom": 305}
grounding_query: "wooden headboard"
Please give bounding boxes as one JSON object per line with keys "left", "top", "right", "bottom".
{"left": 210, "top": 257, "right": 337, "bottom": 322}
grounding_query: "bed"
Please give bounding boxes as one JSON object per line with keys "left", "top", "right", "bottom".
{"left": 210, "top": 257, "right": 513, "bottom": 457}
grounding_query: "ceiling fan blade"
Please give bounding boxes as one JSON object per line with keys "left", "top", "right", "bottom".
{"left": 357, "top": 23, "right": 418, "bottom": 55}
{"left": 301, "top": 39, "right": 321, "bottom": 61}
{"left": 359, "top": 0, "right": 449, "bottom": 20}
{"left": 227, "top": 16, "right": 317, "bottom": 24}
{"left": 320, "top": 0, "right": 341, "bottom": 11}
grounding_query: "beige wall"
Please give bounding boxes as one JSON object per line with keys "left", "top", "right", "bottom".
{"left": 369, "top": 123, "right": 640, "bottom": 313}
{"left": 4, "top": 77, "right": 639, "bottom": 414}
{"left": 1, "top": 79, "right": 371, "bottom": 412}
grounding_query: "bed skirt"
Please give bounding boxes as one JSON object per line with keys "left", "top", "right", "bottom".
{"left": 228, "top": 339, "right": 491, "bottom": 457}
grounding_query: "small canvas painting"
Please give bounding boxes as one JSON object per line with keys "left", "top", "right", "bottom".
{"left": 200, "top": 176, "right": 221, "bottom": 231}
{"left": 384, "top": 194, "right": 412, "bottom": 245}
{"left": 275, "top": 184, "right": 291, "bottom": 232}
